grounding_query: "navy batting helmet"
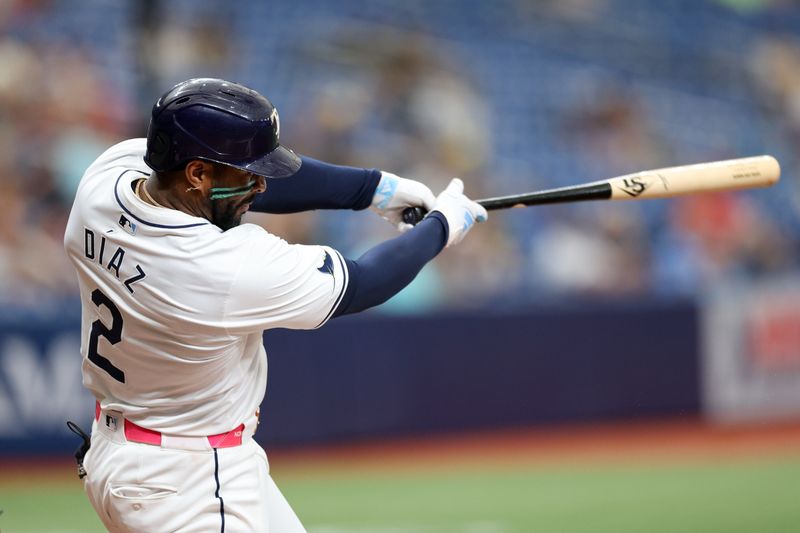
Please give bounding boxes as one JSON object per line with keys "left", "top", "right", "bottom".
{"left": 144, "top": 78, "right": 301, "bottom": 178}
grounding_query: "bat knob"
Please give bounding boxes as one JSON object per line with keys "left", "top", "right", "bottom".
{"left": 402, "top": 207, "right": 427, "bottom": 226}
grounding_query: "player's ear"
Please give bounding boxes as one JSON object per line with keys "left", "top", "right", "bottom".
{"left": 184, "top": 160, "right": 214, "bottom": 193}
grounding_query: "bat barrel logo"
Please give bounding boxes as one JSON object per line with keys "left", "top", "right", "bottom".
{"left": 618, "top": 176, "right": 649, "bottom": 197}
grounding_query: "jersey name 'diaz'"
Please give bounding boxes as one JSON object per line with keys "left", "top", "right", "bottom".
{"left": 82, "top": 226, "right": 147, "bottom": 294}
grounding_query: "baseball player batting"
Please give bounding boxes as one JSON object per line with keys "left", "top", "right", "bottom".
{"left": 63, "top": 78, "right": 486, "bottom": 532}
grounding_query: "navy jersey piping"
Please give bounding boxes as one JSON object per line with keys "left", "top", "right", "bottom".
{"left": 114, "top": 169, "right": 211, "bottom": 229}
{"left": 213, "top": 448, "right": 225, "bottom": 532}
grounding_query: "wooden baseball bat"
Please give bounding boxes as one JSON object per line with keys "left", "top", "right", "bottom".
{"left": 402, "top": 155, "right": 781, "bottom": 225}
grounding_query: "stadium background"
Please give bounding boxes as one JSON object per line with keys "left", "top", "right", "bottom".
{"left": 1, "top": 0, "right": 800, "bottom": 531}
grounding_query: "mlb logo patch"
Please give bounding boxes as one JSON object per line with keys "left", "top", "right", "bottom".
{"left": 105, "top": 414, "right": 118, "bottom": 431}
{"left": 119, "top": 214, "right": 137, "bottom": 235}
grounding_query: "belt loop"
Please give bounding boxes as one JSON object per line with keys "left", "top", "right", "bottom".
{"left": 207, "top": 424, "right": 245, "bottom": 448}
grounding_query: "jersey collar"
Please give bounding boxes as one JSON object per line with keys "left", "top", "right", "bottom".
{"left": 115, "top": 169, "right": 214, "bottom": 230}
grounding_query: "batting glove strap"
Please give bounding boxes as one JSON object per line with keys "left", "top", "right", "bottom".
{"left": 430, "top": 178, "right": 487, "bottom": 247}
{"left": 371, "top": 171, "right": 436, "bottom": 232}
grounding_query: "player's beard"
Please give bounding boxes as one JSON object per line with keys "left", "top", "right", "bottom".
{"left": 211, "top": 197, "right": 249, "bottom": 231}
{"left": 208, "top": 172, "right": 257, "bottom": 231}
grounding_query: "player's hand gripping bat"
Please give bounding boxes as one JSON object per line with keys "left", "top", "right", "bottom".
{"left": 401, "top": 155, "right": 781, "bottom": 225}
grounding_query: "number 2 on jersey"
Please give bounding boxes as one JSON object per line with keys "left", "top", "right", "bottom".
{"left": 88, "top": 288, "right": 126, "bottom": 383}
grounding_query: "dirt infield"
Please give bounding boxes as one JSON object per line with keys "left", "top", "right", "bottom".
{"left": 4, "top": 417, "right": 800, "bottom": 484}
{"left": 267, "top": 417, "right": 800, "bottom": 476}
{"left": 261, "top": 416, "right": 800, "bottom": 476}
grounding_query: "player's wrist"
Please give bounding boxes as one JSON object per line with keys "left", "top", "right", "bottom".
{"left": 370, "top": 172, "right": 400, "bottom": 210}
{"left": 425, "top": 211, "right": 450, "bottom": 247}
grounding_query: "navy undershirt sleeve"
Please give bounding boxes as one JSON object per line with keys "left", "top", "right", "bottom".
{"left": 333, "top": 212, "right": 449, "bottom": 317}
{"left": 250, "top": 155, "right": 382, "bottom": 213}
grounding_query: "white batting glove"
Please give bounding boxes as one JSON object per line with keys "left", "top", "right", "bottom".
{"left": 371, "top": 171, "right": 436, "bottom": 232}
{"left": 430, "top": 178, "right": 487, "bottom": 247}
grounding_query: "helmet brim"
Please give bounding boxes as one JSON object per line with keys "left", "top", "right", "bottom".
{"left": 242, "top": 144, "right": 302, "bottom": 179}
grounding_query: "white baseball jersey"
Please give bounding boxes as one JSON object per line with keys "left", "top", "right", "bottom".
{"left": 64, "top": 138, "right": 349, "bottom": 436}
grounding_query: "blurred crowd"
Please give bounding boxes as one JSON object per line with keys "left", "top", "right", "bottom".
{"left": 2, "top": 0, "right": 799, "bottom": 313}
{"left": 0, "top": 1, "right": 131, "bottom": 308}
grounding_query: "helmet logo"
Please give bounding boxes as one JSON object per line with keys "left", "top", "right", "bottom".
{"left": 271, "top": 108, "right": 280, "bottom": 140}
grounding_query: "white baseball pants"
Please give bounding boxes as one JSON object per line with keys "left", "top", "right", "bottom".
{"left": 83, "top": 418, "right": 306, "bottom": 532}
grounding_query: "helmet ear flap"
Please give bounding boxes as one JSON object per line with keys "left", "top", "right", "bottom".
{"left": 148, "top": 130, "right": 172, "bottom": 170}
